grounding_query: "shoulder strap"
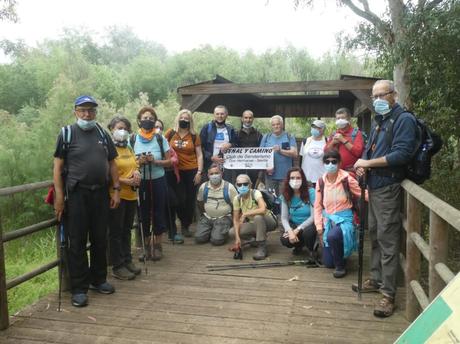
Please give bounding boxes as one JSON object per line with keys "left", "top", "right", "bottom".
{"left": 166, "top": 129, "right": 176, "bottom": 142}
{"left": 95, "top": 123, "right": 109, "bottom": 146}
{"left": 61, "top": 125, "right": 72, "bottom": 158}
{"left": 385, "top": 108, "right": 410, "bottom": 146}
{"left": 203, "top": 182, "right": 210, "bottom": 203}
{"left": 341, "top": 177, "right": 353, "bottom": 205}
{"left": 318, "top": 177, "right": 325, "bottom": 209}
{"left": 223, "top": 181, "right": 231, "bottom": 205}
{"left": 156, "top": 134, "right": 165, "bottom": 159}
{"left": 129, "top": 133, "right": 136, "bottom": 148}
{"left": 351, "top": 128, "right": 359, "bottom": 143}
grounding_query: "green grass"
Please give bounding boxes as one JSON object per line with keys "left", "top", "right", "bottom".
{"left": 4, "top": 229, "right": 58, "bottom": 315}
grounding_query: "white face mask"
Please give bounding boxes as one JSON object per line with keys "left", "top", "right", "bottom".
{"left": 335, "top": 118, "right": 349, "bottom": 129}
{"left": 289, "top": 179, "right": 302, "bottom": 190}
{"left": 113, "top": 129, "right": 129, "bottom": 142}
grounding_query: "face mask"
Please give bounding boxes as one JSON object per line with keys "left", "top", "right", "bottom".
{"left": 310, "top": 128, "right": 321, "bottom": 137}
{"left": 324, "top": 162, "right": 338, "bottom": 174}
{"left": 77, "top": 118, "right": 96, "bottom": 131}
{"left": 242, "top": 123, "right": 252, "bottom": 129}
{"left": 289, "top": 180, "right": 302, "bottom": 190}
{"left": 335, "top": 119, "right": 349, "bottom": 129}
{"left": 179, "top": 120, "right": 190, "bottom": 129}
{"left": 140, "top": 119, "right": 155, "bottom": 130}
{"left": 237, "top": 185, "right": 250, "bottom": 195}
{"left": 113, "top": 129, "right": 129, "bottom": 142}
{"left": 209, "top": 174, "right": 222, "bottom": 186}
{"left": 373, "top": 99, "right": 391, "bottom": 115}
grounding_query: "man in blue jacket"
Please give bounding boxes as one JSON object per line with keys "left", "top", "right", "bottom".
{"left": 200, "top": 105, "right": 238, "bottom": 182}
{"left": 354, "top": 80, "right": 418, "bottom": 318}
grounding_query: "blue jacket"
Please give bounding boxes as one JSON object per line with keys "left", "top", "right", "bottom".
{"left": 365, "top": 104, "right": 418, "bottom": 190}
{"left": 200, "top": 121, "right": 238, "bottom": 169}
{"left": 323, "top": 209, "right": 356, "bottom": 258}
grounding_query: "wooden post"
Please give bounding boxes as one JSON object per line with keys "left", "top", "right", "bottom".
{"left": 0, "top": 210, "right": 9, "bottom": 330}
{"left": 429, "top": 211, "right": 449, "bottom": 300}
{"left": 405, "top": 193, "right": 422, "bottom": 321}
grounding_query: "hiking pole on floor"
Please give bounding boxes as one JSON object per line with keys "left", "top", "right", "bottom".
{"left": 357, "top": 172, "right": 367, "bottom": 300}
{"left": 207, "top": 259, "right": 321, "bottom": 271}
{"left": 57, "top": 221, "right": 66, "bottom": 312}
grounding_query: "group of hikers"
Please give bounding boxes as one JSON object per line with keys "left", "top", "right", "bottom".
{"left": 52, "top": 79, "right": 419, "bottom": 319}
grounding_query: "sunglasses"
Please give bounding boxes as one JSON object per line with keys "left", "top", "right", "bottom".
{"left": 236, "top": 182, "right": 249, "bottom": 187}
{"left": 324, "top": 159, "right": 338, "bottom": 165}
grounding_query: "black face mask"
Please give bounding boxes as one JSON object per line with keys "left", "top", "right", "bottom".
{"left": 140, "top": 119, "right": 155, "bottom": 130}
{"left": 179, "top": 120, "right": 190, "bottom": 129}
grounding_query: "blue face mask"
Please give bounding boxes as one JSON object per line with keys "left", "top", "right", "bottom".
{"left": 373, "top": 99, "right": 391, "bottom": 115}
{"left": 324, "top": 162, "right": 338, "bottom": 174}
{"left": 237, "top": 185, "right": 250, "bottom": 195}
{"left": 311, "top": 128, "right": 321, "bottom": 137}
{"left": 77, "top": 118, "right": 96, "bottom": 131}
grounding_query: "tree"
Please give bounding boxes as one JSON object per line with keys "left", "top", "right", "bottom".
{"left": 0, "top": 0, "right": 17, "bottom": 22}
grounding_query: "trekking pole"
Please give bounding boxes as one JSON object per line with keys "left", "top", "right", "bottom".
{"left": 57, "top": 222, "right": 65, "bottom": 312}
{"left": 136, "top": 162, "right": 148, "bottom": 274}
{"left": 207, "top": 259, "right": 319, "bottom": 271}
{"left": 148, "top": 156, "right": 155, "bottom": 261}
{"left": 357, "top": 172, "right": 367, "bottom": 300}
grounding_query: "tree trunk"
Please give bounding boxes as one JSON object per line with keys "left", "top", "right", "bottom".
{"left": 393, "top": 58, "right": 412, "bottom": 110}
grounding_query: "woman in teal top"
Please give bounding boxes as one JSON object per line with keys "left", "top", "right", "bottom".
{"left": 280, "top": 167, "right": 316, "bottom": 255}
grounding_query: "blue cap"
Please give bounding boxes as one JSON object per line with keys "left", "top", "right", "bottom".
{"left": 74, "top": 95, "right": 98, "bottom": 107}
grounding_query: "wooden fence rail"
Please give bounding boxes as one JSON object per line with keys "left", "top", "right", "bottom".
{"left": 0, "top": 180, "right": 65, "bottom": 330}
{"left": 401, "top": 179, "right": 460, "bottom": 322}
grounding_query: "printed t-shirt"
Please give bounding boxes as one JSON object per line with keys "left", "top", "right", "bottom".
{"left": 165, "top": 129, "right": 202, "bottom": 170}
{"left": 300, "top": 137, "right": 326, "bottom": 183}
{"left": 213, "top": 127, "right": 229, "bottom": 156}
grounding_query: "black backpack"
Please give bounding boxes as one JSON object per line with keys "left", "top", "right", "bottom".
{"left": 385, "top": 109, "right": 443, "bottom": 184}
{"left": 239, "top": 189, "right": 280, "bottom": 216}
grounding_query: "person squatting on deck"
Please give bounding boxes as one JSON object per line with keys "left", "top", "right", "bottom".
{"left": 229, "top": 174, "right": 278, "bottom": 260}
{"left": 107, "top": 116, "right": 142, "bottom": 281}
{"left": 279, "top": 167, "right": 317, "bottom": 256}
{"left": 354, "top": 79, "right": 418, "bottom": 318}
{"left": 53, "top": 95, "right": 120, "bottom": 307}
{"left": 314, "top": 149, "right": 367, "bottom": 279}
{"left": 195, "top": 164, "right": 237, "bottom": 245}
{"left": 133, "top": 107, "right": 171, "bottom": 262}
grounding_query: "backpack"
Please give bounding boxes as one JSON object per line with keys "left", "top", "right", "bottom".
{"left": 61, "top": 123, "right": 109, "bottom": 158}
{"left": 318, "top": 176, "right": 360, "bottom": 218}
{"left": 130, "top": 133, "right": 165, "bottom": 159}
{"left": 238, "top": 189, "right": 281, "bottom": 216}
{"left": 384, "top": 109, "right": 443, "bottom": 185}
{"left": 203, "top": 181, "right": 232, "bottom": 205}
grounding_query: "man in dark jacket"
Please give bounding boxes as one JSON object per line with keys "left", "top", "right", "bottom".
{"left": 235, "top": 110, "right": 263, "bottom": 185}
{"left": 354, "top": 80, "right": 418, "bottom": 318}
{"left": 53, "top": 95, "right": 121, "bottom": 307}
{"left": 200, "top": 105, "right": 237, "bottom": 181}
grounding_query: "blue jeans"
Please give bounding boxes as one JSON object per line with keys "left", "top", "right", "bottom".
{"left": 322, "top": 223, "right": 345, "bottom": 270}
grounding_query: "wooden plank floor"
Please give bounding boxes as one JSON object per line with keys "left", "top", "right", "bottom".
{"left": 1, "top": 230, "right": 409, "bottom": 344}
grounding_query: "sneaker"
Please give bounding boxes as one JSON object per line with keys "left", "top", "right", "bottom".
{"left": 112, "top": 266, "right": 136, "bottom": 280}
{"left": 182, "top": 227, "right": 192, "bottom": 238}
{"left": 352, "top": 278, "right": 382, "bottom": 293}
{"left": 125, "top": 262, "right": 141, "bottom": 275}
{"left": 71, "top": 293, "right": 88, "bottom": 307}
{"left": 374, "top": 295, "right": 395, "bottom": 318}
{"left": 333, "top": 269, "right": 347, "bottom": 278}
{"left": 89, "top": 282, "right": 115, "bottom": 294}
{"left": 174, "top": 234, "right": 184, "bottom": 244}
{"left": 151, "top": 243, "right": 163, "bottom": 261}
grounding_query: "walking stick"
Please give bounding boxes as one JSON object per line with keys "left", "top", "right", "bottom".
{"left": 57, "top": 222, "right": 66, "bottom": 312}
{"left": 136, "top": 162, "right": 148, "bottom": 274}
{"left": 207, "top": 259, "right": 321, "bottom": 271}
{"left": 357, "top": 172, "right": 367, "bottom": 300}
{"left": 148, "top": 156, "right": 155, "bottom": 260}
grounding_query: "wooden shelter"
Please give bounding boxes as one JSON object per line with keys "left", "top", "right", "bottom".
{"left": 178, "top": 74, "right": 379, "bottom": 132}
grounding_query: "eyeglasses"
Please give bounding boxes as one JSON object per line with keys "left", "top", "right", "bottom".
{"left": 371, "top": 91, "right": 394, "bottom": 101}
{"left": 76, "top": 108, "right": 97, "bottom": 115}
{"left": 324, "top": 159, "right": 338, "bottom": 165}
{"left": 236, "top": 182, "right": 249, "bottom": 187}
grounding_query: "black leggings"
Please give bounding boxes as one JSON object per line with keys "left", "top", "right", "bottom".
{"left": 138, "top": 176, "right": 167, "bottom": 236}
{"left": 280, "top": 223, "right": 317, "bottom": 251}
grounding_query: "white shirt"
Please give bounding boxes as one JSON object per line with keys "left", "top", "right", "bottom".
{"left": 213, "top": 127, "right": 229, "bottom": 156}
{"left": 300, "top": 136, "right": 326, "bottom": 183}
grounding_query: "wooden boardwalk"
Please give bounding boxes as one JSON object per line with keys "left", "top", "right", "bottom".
{"left": 0, "top": 231, "right": 409, "bottom": 344}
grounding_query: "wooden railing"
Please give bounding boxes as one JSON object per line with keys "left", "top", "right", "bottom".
{"left": 401, "top": 179, "right": 460, "bottom": 321}
{"left": 0, "top": 180, "right": 66, "bottom": 330}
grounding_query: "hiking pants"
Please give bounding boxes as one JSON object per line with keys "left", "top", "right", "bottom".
{"left": 139, "top": 176, "right": 167, "bottom": 236}
{"left": 280, "top": 223, "right": 316, "bottom": 251}
{"left": 322, "top": 223, "right": 345, "bottom": 270}
{"left": 108, "top": 199, "right": 136, "bottom": 269}
{"left": 64, "top": 185, "right": 109, "bottom": 294}
{"left": 369, "top": 183, "right": 402, "bottom": 298}
{"left": 229, "top": 214, "right": 277, "bottom": 242}
{"left": 195, "top": 215, "right": 232, "bottom": 245}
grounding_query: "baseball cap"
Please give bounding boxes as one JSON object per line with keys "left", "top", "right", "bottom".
{"left": 75, "top": 95, "right": 98, "bottom": 107}
{"left": 312, "top": 119, "right": 326, "bottom": 129}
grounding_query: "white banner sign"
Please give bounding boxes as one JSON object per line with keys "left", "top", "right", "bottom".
{"left": 223, "top": 147, "right": 273, "bottom": 170}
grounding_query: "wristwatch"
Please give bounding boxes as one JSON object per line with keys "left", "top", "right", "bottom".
{"left": 113, "top": 185, "right": 121, "bottom": 191}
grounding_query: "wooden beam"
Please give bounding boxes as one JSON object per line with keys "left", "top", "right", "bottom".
{"left": 429, "top": 211, "right": 449, "bottom": 300}
{"left": 178, "top": 79, "right": 375, "bottom": 95}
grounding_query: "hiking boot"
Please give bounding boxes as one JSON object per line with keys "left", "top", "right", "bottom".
{"left": 151, "top": 243, "right": 163, "bottom": 261}
{"left": 182, "top": 227, "right": 192, "bottom": 238}
{"left": 112, "top": 266, "right": 135, "bottom": 280}
{"left": 292, "top": 246, "right": 303, "bottom": 256}
{"left": 138, "top": 243, "right": 152, "bottom": 262}
{"left": 374, "top": 295, "right": 395, "bottom": 318}
{"left": 333, "top": 268, "right": 347, "bottom": 278}
{"left": 71, "top": 293, "right": 88, "bottom": 307}
{"left": 125, "top": 262, "right": 141, "bottom": 275}
{"left": 253, "top": 241, "right": 268, "bottom": 260}
{"left": 352, "top": 278, "right": 382, "bottom": 293}
{"left": 89, "top": 282, "right": 115, "bottom": 294}
{"left": 174, "top": 233, "right": 184, "bottom": 244}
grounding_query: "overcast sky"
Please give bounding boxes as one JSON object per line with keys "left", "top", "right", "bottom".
{"left": 0, "top": 0, "right": 386, "bottom": 58}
